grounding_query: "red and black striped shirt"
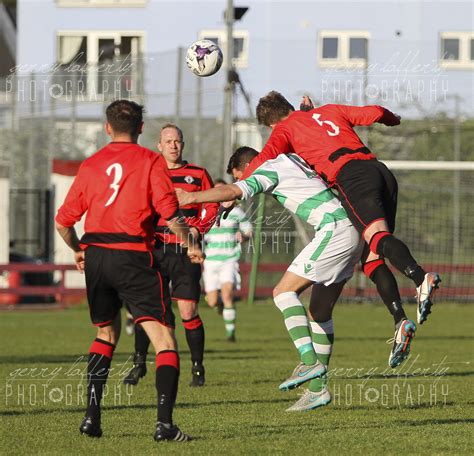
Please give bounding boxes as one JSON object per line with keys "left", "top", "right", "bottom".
{"left": 155, "top": 161, "right": 219, "bottom": 244}
{"left": 56, "top": 143, "right": 178, "bottom": 252}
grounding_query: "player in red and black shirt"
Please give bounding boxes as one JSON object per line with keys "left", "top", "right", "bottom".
{"left": 55, "top": 100, "right": 202, "bottom": 442}
{"left": 241, "top": 91, "right": 441, "bottom": 368}
{"left": 124, "top": 123, "right": 219, "bottom": 387}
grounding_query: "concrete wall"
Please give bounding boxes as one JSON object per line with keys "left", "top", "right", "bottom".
{"left": 0, "top": 177, "right": 9, "bottom": 263}
{"left": 52, "top": 172, "right": 85, "bottom": 288}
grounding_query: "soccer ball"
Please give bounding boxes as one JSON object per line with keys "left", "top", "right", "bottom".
{"left": 186, "top": 39, "right": 223, "bottom": 77}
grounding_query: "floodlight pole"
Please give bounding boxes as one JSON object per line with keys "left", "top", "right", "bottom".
{"left": 222, "top": 0, "right": 235, "bottom": 177}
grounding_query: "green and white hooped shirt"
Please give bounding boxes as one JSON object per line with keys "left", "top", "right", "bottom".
{"left": 204, "top": 206, "right": 253, "bottom": 262}
{"left": 234, "top": 153, "right": 350, "bottom": 231}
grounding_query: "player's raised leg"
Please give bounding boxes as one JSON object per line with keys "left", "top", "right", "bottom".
{"left": 273, "top": 272, "right": 326, "bottom": 392}
{"left": 140, "top": 320, "right": 191, "bottom": 442}
{"left": 361, "top": 248, "right": 417, "bottom": 367}
{"left": 365, "top": 220, "right": 441, "bottom": 325}
{"left": 80, "top": 314, "right": 121, "bottom": 437}
{"left": 337, "top": 161, "right": 441, "bottom": 325}
{"left": 286, "top": 282, "right": 342, "bottom": 412}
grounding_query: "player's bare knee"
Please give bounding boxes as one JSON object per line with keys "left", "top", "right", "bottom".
{"left": 179, "top": 304, "right": 198, "bottom": 321}
{"left": 153, "top": 330, "right": 176, "bottom": 353}
{"left": 206, "top": 293, "right": 218, "bottom": 308}
{"left": 363, "top": 219, "right": 390, "bottom": 243}
{"left": 221, "top": 291, "right": 233, "bottom": 305}
{"left": 273, "top": 285, "right": 287, "bottom": 298}
{"left": 96, "top": 326, "right": 119, "bottom": 345}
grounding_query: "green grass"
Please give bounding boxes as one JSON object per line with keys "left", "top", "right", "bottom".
{"left": 0, "top": 301, "right": 473, "bottom": 455}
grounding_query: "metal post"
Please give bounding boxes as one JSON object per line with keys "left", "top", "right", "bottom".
{"left": 26, "top": 72, "right": 36, "bottom": 256}
{"left": 193, "top": 76, "right": 202, "bottom": 164}
{"left": 174, "top": 46, "right": 183, "bottom": 126}
{"left": 46, "top": 77, "right": 57, "bottom": 262}
{"left": 71, "top": 72, "right": 77, "bottom": 158}
{"left": 222, "top": 0, "right": 235, "bottom": 177}
{"left": 247, "top": 193, "right": 265, "bottom": 306}
{"left": 360, "top": 41, "right": 369, "bottom": 147}
{"left": 452, "top": 95, "right": 461, "bottom": 267}
{"left": 9, "top": 74, "right": 17, "bottom": 185}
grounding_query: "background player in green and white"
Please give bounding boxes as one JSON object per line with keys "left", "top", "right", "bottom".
{"left": 203, "top": 179, "right": 253, "bottom": 341}
{"left": 177, "top": 146, "right": 363, "bottom": 412}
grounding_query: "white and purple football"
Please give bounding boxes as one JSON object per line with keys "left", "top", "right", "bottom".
{"left": 186, "top": 39, "right": 223, "bottom": 77}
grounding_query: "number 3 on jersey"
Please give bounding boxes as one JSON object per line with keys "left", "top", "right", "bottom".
{"left": 105, "top": 163, "right": 123, "bottom": 207}
{"left": 312, "top": 113, "right": 340, "bottom": 137}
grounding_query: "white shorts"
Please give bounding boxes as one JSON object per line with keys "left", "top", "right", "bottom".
{"left": 287, "top": 222, "right": 363, "bottom": 285}
{"left": 203, "top": 260, "right": 241, "bottom": 293}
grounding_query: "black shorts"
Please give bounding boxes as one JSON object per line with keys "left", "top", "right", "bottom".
{"left": 84, "top": 246, "right": 174, "bottom": 328}
{"left": 154, "top": 241, "right": 202, "bottom": 302}
{"left": 334, "top": 159, "right": 398, "bottom": 235}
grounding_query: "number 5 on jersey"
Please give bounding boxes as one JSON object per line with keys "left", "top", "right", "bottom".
{"left": 105, "top": 163, "right": 123, "bottom": 207}
{"left": 312, "top": 113, "right": 340, "bottom": 137}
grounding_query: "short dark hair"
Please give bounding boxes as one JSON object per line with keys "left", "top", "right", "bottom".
{"left": 256, "top": 91, "right": 295, "bottom": 127}
{"left": 106, "top": 100, "right": 144, "bottom": 135}
{"left": 214, "top": 178, "right": 227, "bottom": 185}
{"left": 227, "top": 146, "right": 259, "bottom": 175}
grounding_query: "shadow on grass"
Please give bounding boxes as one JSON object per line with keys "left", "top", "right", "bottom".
{"left": 338, "top": 335, "right": 474, "bottom": 342}
{"left": 0, "top": 355, "right": 89, "bottom": 365}
{"left": 0, "top": 348, "right": 265, "bottom": 365}
{"left": 1, "top": 397, "right": 291, "bottom": 418}
{"left": 397, "top": 418, "right": 474, "bottom": 426}
{"left": 332, "top": 401, "right": 456, "bottom": 411}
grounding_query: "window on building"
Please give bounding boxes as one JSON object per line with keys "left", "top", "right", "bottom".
{"left": 56, "top": 32, "right": 144, "bottom": 98}
{"left": 199, "top": 30, "right": 249, "bottom": 68}
{"left": 442, "top": 38, "right": 460, "bottom": 60}
{"left": 440, "top": 32, "right": 474, "bottom": 69}
{"left": 318, "top": 31, "right": 370, "bottom": 68}
{"left": 322, "top": 37, "right": 338, "bottom": 59}
{"left": 57, "top": 36, "right": 88, "bottom": 93}
{"left": 349, "top": 37, "right": 368, "bottom": 60}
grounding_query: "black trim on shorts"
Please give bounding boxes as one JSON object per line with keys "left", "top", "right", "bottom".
{"left": 328, "top": 146, "right": 372, "bottom": 163}
{"left": 81, "top": 232, "right": 144, "bottom": 244}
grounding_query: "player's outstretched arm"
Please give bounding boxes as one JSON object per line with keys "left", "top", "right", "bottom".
{"left": 176, "top": 184, "right": 243, "bottom": 206}
{"left": 377, "top": 109, "right": 401, "bottom": 126}
{"left": 166, "top": 215, "right": 205, "bottom": 264}
{"left": 338, "top": 104, "right": 401, "bottom": 127}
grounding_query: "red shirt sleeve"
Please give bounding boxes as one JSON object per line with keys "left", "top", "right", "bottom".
{"left": 150, "top": 155, "right": 179, "bottom": 220}
{"left": 187, "top": 170, "right": 220, "bottom": 234}
{"left": 55, "top": 165, "right": 88, "bottom": 227}
{"left": 334, "top": 104, "right": 386, "bottom": 126}
{"left": 241, "top": 124, "right": 292, "bottom": 179}
{"left": 377, "top": 108, "right": 401, "bottom": 126}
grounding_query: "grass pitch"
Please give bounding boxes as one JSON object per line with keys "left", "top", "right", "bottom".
{"left": 1, "top": 301, "right": 473, "bottom": 455}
